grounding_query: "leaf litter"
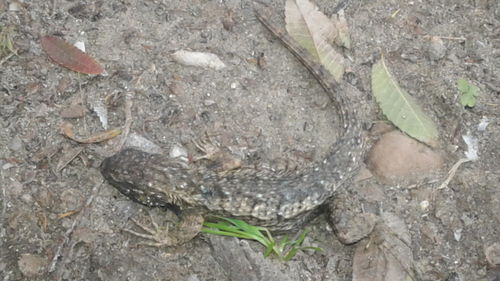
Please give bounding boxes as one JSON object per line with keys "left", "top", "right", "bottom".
{"left": 285, "top": 0, "right": 347, "bottom": 81}
{"left": 353, "top": 213, "right": 416, "bottom": 281}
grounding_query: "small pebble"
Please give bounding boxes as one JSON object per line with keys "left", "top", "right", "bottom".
{"left": 429, "top": 36, "right": 446, "bottom": 61}
{"left": 2, "top": 162, "right": 15, "bottom": 170}
{"left": 124, "top": 133, "right": 162, "bottom": 154}
{"left": 9, "top": 1, "right": 22, "bottom": 11}
{"left": 8, "top": 136, "right": 24, "bottom": 152}
{"left": 204, "top": 99, "right": 216, "bottom": 106}
{"left": 420, "top": 200, "right": 429, "bottom": 211}
{"left": 334, "top": 213, "right": 377, "bottom": 244}
{"left": 20, "top": 193, "right": 33, "bottom": 204}
{"left": 485, "top": 243, "right": 500, "bottom": 266}
{"left": 169, "top": 144, "right": 188, "bottom": 161}
{"left": 453, "top": 228, "right": 462, "bottom": 241}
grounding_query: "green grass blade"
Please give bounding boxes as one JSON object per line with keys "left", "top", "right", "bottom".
{"left": 202, "top": 217, "right": 320, "bottom": 262}
{"left": 283, "top": 247, "right": 299, "bottom": 261}
{"left": 202, "top": 219, "right": 272, "bottom": 246}
{"left": 263, "top": 241, "right": 275, "bottom": 257}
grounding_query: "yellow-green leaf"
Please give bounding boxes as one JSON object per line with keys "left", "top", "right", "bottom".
{"left": 371, "top": 57, "right": 439, "bottom": 147}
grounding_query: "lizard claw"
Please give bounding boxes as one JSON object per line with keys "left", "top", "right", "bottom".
{"left": 124, "top": 210, "right": 204, "bottom": 247}
{"left": 192, "top": 133, "right": 221, "bottom": 161}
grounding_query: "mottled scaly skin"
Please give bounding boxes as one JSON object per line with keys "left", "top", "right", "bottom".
{"left": 100, "top": 8, "right": 370, "bottom": 232}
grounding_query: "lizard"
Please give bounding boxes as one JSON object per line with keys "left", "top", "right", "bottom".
{"left": 100, "top": 6, "right": 370, "bottom": 247}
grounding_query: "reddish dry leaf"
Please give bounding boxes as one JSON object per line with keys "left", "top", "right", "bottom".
{"left": 40, "top": 35, "right": 103, "bottom": 74}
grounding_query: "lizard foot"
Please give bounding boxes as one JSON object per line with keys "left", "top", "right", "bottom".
{"left": 124, "top": 210, "right": 204, "bottom": 247}
{"left": 192, "top": 133, "right": 221, "bottom": 162}
{"left": 192, "top": 133, "right": 241, "bottom": 172}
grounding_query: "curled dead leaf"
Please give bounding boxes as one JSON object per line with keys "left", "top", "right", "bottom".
{"left": 61, "top": 122, "right": 121, "bottom": 144}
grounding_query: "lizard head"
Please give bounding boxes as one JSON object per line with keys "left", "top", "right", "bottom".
{"left": 100, "top": 148, "right": 198, "bottom": 213}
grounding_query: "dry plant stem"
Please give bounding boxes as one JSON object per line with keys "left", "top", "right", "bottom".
{"left": 1, "top": 174, "right": 6, "bottom": 218}
{"left": 117, "top": 93, "right": 133, "bottom": 151}
{"left": 437, "top": 157, "right": 471, "bottom": 190}
{"left": 55, "top": 147, "right": 85, "bottom": 173}
{"left": 0, "top": 51, "right": 16, "bottom": 66}
{"left": 423, "top": 35, "right": 466, "bottom": 41}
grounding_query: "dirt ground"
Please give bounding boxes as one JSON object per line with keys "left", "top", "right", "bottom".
{"left": 0, "top": 0, "right": 499, "bottom": 280}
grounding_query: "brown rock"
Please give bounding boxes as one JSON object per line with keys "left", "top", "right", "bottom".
{"left": 367, "top": 130, "right": 444, "bottom": 184}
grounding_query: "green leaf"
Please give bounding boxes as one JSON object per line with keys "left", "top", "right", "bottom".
{"left": 456, "top": 78, "right": 469, "bottom": 92}
{"left": 457, "top": 79, "right": 479, "bottom": 107}
{"left": 371, "top": 57, "right": 439, "bottom": 147}
{"left": 263, "top": 242, "right": 275, "bottom": 257}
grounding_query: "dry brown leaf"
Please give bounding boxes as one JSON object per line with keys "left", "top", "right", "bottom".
{"left": 285, "top": 0, "right": 345, "bottom": 81}
{"left": 353, "top": 241, "right": 385, "bottom": 281}
{"left": 333, "top": 10, "right": 351, "bottom": 49}
{"left": 61, "top": 122, "right": 121, "bottom": 144}
{"left": 353, "top": 213, "right": 415, "bottom": 281}
{"left": 285, "top": 0, "right": 337, "bottom": 58}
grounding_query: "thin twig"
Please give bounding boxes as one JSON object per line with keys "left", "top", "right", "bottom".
{"left": 117, "top": 93, "right": 133, "bottom": 151}
{"left": 423, "top": 35, "right": 466, "bottom": 41}
{"left": 0, "top": 51, "right": 16, "bottom": 66}
{"left": 437, "top": 158, "right": 470, "bottom": 190}
{"left": 1, "top": 173, "right": 6, "bottom": 218}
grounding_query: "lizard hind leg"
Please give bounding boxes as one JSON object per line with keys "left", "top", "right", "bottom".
{"left": 124, "top": 209, "right": 204, "bottom": 247}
